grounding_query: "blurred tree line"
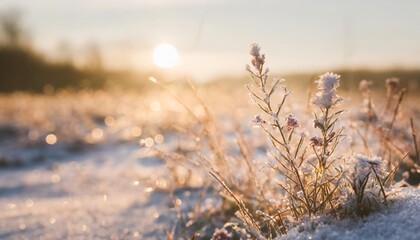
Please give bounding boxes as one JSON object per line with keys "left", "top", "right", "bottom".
{"left": 0, "top": 8, "right": 106, "bottom": 93}
{"left": 1, "top": 8, "right": 418, "bottom": 93}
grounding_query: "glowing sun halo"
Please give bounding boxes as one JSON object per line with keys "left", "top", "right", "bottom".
{"left": 152, "top": 44, "right": 179, "bottom": 68}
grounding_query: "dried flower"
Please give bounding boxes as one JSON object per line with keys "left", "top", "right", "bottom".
{"left": 385, "top": 77, "right": 400, "bottom": 96}
{"left": 359, "top": 80, "right": 372, "bottom": 93}
{"left": 312, "top": 72, "right": 342, "bottom": 109}
{"left": 285, "top": 114, "right": 299, "bottom": 131}
{"left": 310, "top": 136, "right": 323, "bottom": 146}
{"left": 251, "top": 114, "right": 267, "bottom": 128}
{"left": 249, "top": 43, "right": 260, "bottom": 57}
{"left": 249, "top": 43, "right": 265, "bottom": 71}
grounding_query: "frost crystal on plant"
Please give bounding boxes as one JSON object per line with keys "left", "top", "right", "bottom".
{"left": 351, "top": 154, "right": 385, "bottom": 182}
{"left": 312, "top": 72, "right": 342, "bottom": 109}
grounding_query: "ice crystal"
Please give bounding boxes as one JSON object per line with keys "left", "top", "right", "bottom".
{"left": 351, "top": 154, "right": 385, "bottom": 182}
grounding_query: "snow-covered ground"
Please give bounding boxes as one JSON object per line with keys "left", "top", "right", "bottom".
{"left": 2, "top": 139, "right": 420, "bottom": 240}
{"left": 279, "top": 187, "right": 420, "bottom": 240}
{"left": 0, "top": 91, "right": 225, "bottom": 239}
{"left": 0, "top": 142, "right": 174, "bottom": 239}
{"left": 1, "top": 90, "right": 420, "bottom": 239}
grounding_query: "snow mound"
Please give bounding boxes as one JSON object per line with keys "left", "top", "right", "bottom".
{"left": 279, "top": 188, "right": 420, "bottom": 240}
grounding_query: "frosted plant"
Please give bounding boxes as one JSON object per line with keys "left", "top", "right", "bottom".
{"left": 357, "top": 77, "right": 407, "bottom": 158}
{"left": 246, "top": 44, "right": 346, "bottom": 229}
{"left": 383, "top": 77, "right": 402, "bottom": 116}
{"left": 346, "top": 154, "right": 388, "bottom": 215}
{"left": 359, "top": 80, "right": 377, "bottom": 125}
{"left": 246, "top": 43, "right": 310, "bottom": 236}
{"left": 249, "top": 43, "right": 265, "bottom": 72}
{"left": 311, "top": 72, "right": 345, "bottom": 169}
{"left": 385, "top": 77, "right": 400, "bottom": 97}
{"left": 351, "top": 154, "right": 385, "bottom": 185}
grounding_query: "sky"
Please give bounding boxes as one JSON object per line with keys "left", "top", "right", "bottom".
{"left": 1, "top": 0, "right": 420, "bottom": 81}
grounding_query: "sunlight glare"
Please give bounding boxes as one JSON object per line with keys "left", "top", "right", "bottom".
{"left": 152, "top": 44, "right": 179, "bottom": 68}
{"left": 46, "top": 134, "right": 57, "bottom": 145}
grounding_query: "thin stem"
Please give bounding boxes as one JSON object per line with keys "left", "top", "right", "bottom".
{"left": 371, "top": 167, "right": 387, "bottom": 202}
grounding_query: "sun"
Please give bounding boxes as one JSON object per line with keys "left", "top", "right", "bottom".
{"left": 152, "top": 43, "right": 179, "bottom": 68}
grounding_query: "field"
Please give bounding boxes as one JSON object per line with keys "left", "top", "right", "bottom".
{"left": 0, "top": 48, "right": 419, "bottom": 240}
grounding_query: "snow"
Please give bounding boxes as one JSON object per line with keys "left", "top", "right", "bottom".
{"left": 0, "top": 142, "right": 181, "bottom": 239}
{"left": 278, "top": 187, "right": 420, "bottom": 240}
{"left": 0, "top": 91, "right": 224, "bottom": 239}
{"left": 1, "top": 90, "right": 420, "bottom": 239}
{"left": 2, "top": 138, "right": 420, "bottom": 240}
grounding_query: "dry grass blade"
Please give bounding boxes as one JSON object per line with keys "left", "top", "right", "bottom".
{"left": 411, "top": 118, "right": 420, "bottom": 164}
{"left": 389, "top": 88, "right": 406, "bottom": 132}
{"left": 208, "top": 171, "right": 262, "bottom": 233}
{"left": 383, "top": 152, "right": 409, "bottom": 187}
{"left": 165, "top": 228, "right": 173, "bottom": 240}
